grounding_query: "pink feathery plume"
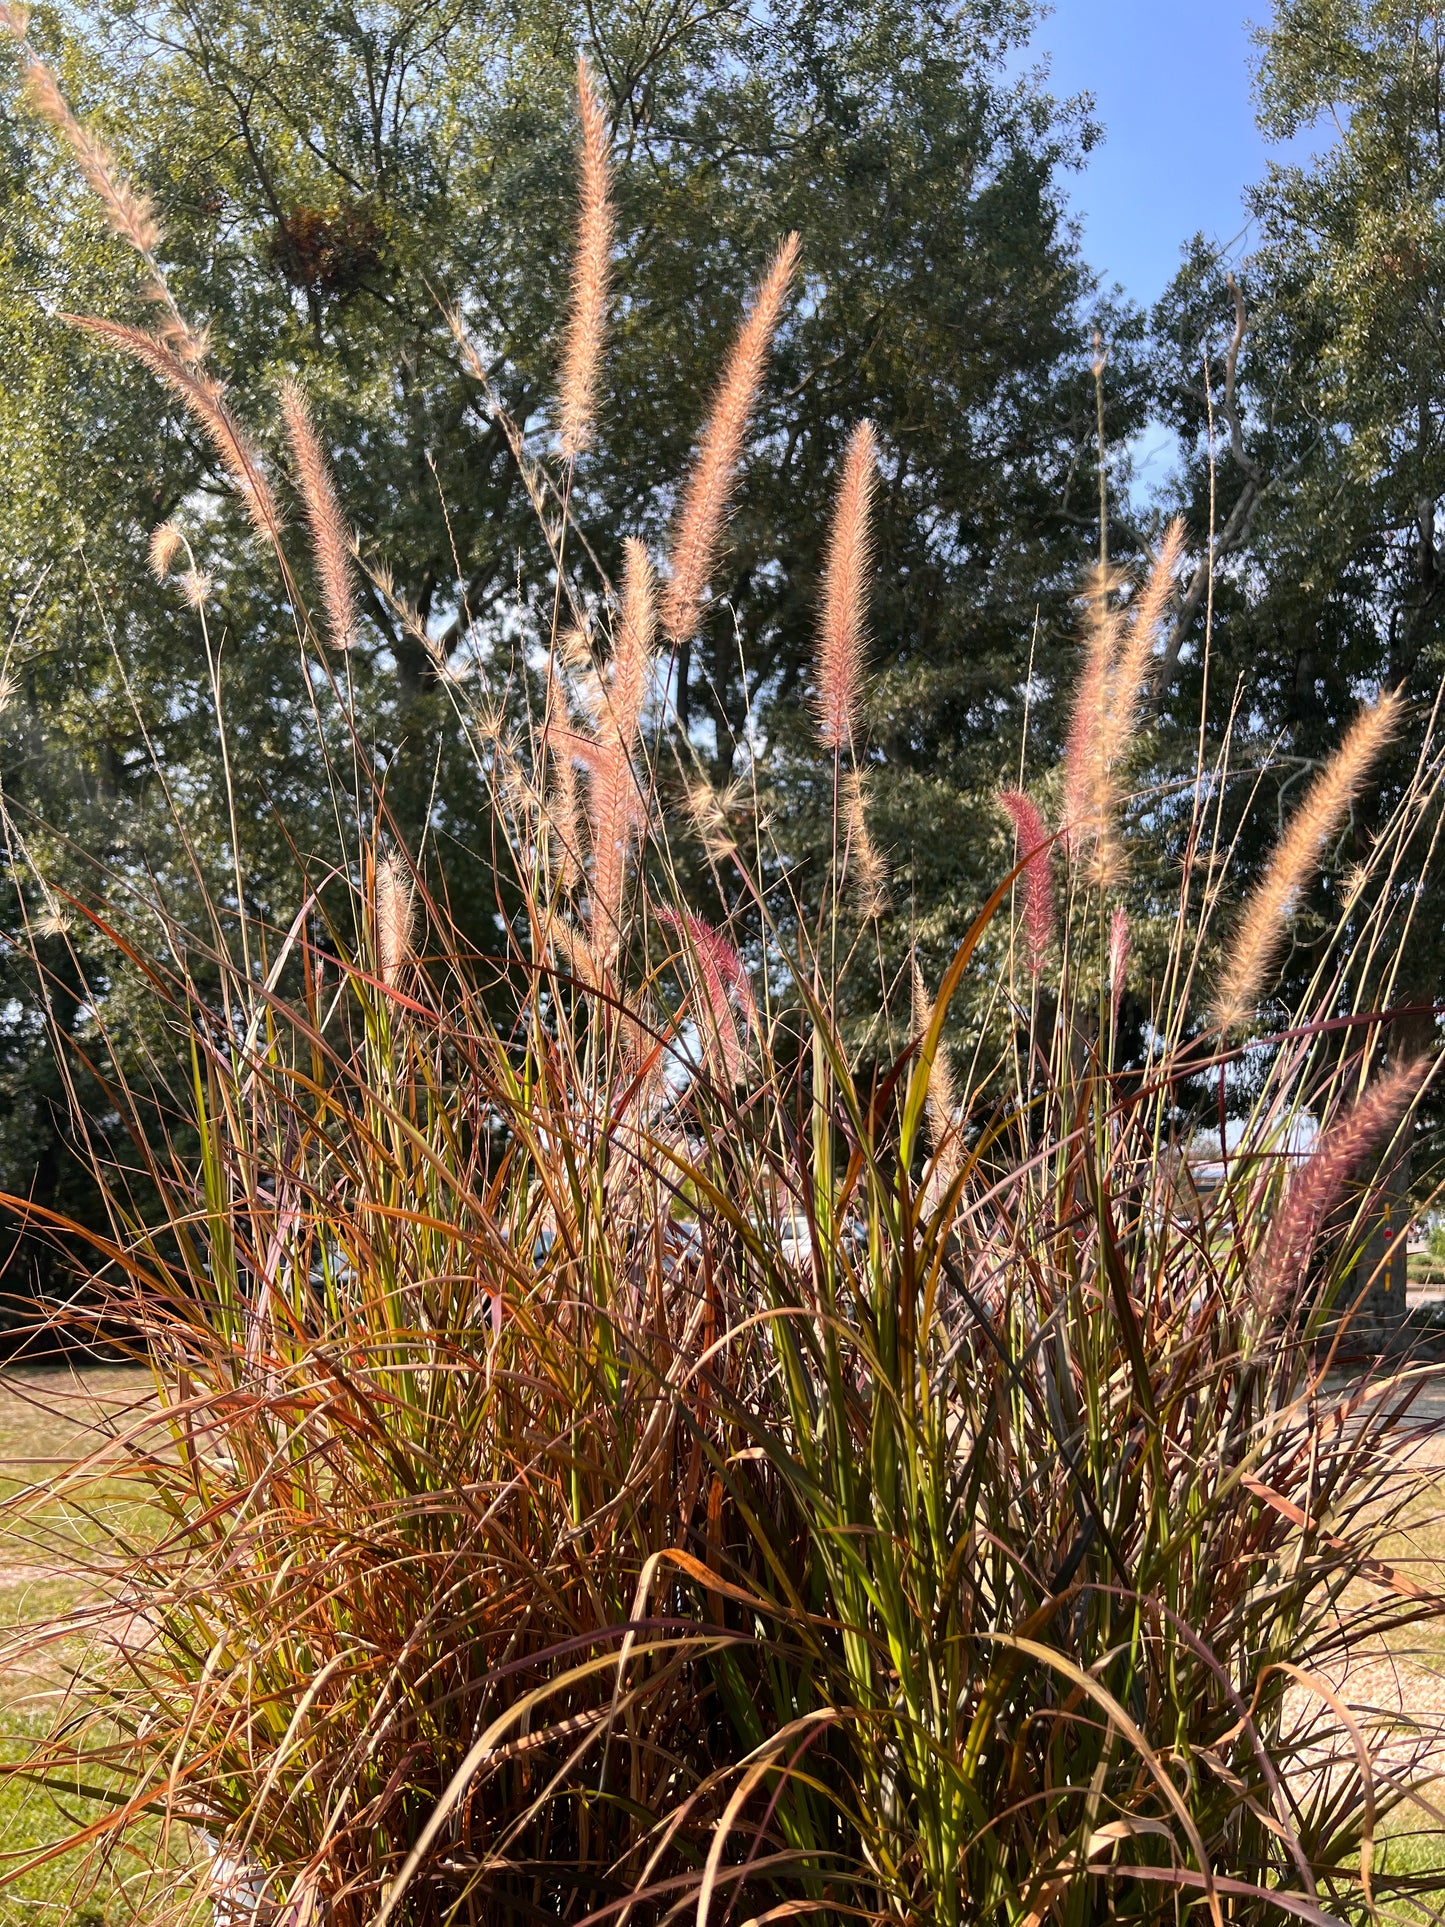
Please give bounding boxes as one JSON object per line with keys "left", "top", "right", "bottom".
{"left": 1095, "top": 519, "right": 1186, "bottom": 780}
{"left": 1213, "top": 692, "right": 1400, "bottom": 1033}
{"left": 814, "top": 420, "right": 877, "bottom": 751}
{"left": 280, "top": 381, "right": 357, "bottom": 650}
{"left": 608, "top": 538, "right": 655, "bottom": 755}
{"left": 657, "top": 908, "right": 755, "bottom": 1086}
{"left": 911, "top": 961, "right": 960, "bottom": 1197}
{"left": 587, "top": 736, "right": 641, "bottom": 951}
{"left": 998, "top": 789, "right": 1055, "bottom": 975}
{"left": 1108, "top": 906, "right": 1130, "bottom": 1027}
{"left": 68, "top": 315, "right": 283, "bottom": 550}
{"left": 586, "top": 540, "right": 656, "bottom": 947}
{"left": 374, "top": 854, "right": 415, "bottom": 989}
{"left": 1252, "top": 1057, "right": 1424, "bottom": 1320}
{"left": 6, "top": 33, "right": 209, "bottom": 366}
{"left": 557, "top": 59, "right": 613, "bottom": 461}
{"left": 13, "top": 40, "right": 161, "bottom": 262}
{"left": 1061, "top": 566, "right": 1119, "bottom": 853}
{"left": 550, "top": 726, "right": 643, "bottom": 943}
{"left": 710, "top": 923, "right": 759, "bottom": 1037}
{"left": 662, "top": 233, "right": 800, "bottom": 645}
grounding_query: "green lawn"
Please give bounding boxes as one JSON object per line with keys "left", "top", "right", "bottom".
{"left": 0, "top": 1366, "right": 166, "bottom": 1925}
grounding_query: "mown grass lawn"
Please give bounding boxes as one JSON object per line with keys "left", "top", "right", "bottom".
{"left": 0, "top": 1366, "right": 165, "bottom": 1925}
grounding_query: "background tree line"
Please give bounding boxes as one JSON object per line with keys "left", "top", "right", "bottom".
{"left": 0, "top": 0, "right": 1440, "bottom": 1308}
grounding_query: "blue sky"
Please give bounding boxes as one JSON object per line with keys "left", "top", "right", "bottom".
{"left": 1022, "top": 0, "right": 1307, "bottom": 311}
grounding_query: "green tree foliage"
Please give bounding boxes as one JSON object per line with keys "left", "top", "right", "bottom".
{"left": 1145, "top": 0, "right": 1445, "bottom": 1054}
{"left": 0, "top": 0, "right": 1133, "bottom": 1300}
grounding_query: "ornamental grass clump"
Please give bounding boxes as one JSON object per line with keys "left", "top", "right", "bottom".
{"left": 5, "top": 45, "right": 1445, "bottom": 1927}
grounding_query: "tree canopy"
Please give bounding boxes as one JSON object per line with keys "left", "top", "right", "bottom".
{"left": 1144, "top": 0, "right": 1445, "bottom": 1058}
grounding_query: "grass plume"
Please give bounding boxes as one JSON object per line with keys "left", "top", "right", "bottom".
{"left": 814, "top": 420, "right": 877, "bottom": 752}
{"left": 1061, "top": 562, "right": 1121, "bottom": 863}
{"left": 1252, "top": 1055, "right": 1424, "bottom": 1319}
{"left": 911, "top": 960, "right": 961, "bottom": 1191}
{"left": 1062, "top": 529, "right": 1183, "bottom": 884}
{"left": 9, "top": 36, "right": 159, "bottom": 261}
{"left": 374, "top": 852, "right": 415, "bottom": 988}
{"left": 557, "top": 59, "right": 613, "bottom": 462}
{"left": 6, "top": 26, "right": 209, "bottom": 369}
{"left": 281, "top": 379, "right": 359, "bottom": 651}
{"left": 581, "top": 537, "right": 656, "bottom": 948}
{"left": 998, "top": 787, "right": 1055, "bottom": 974}
{"left": 657, "top": 905, "right": 755, "bottom": 1084}
{"left": 843, "top": 767, "right": 888, "bottom": 917}
{"left": 148, "top": 520, "right": 182, "bottom": 579}
{"left": 1213, "top": 690, "right": 1401, "bottom": 1032}
{"left": 661, "top": 232, "right": 800, "bottom": 645}
{"left": 69, "top": 315, "right": 283, "bottom": 549}
{"left": 1098, "top": 515, "right": 1184, "bottom": 773}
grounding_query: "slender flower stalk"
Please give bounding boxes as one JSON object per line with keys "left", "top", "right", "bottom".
{"left": 281, "top": 381, "right": 358, "bottom": 651}
{"left": 1108, "top": 905, "right": 1130, "bottom": 1025}
{"left": 998, "top": 789, "right": 1055, "bottom": 975}
{"left": 814, "top": 421, "right": 877, "bottom": 752}
{"left": 1252, "top": 1057, "right": 1423, "bottom": 1319}
{"left": 1213, "top": 691, "right": 1400, "bottom": 1032}
{"left": 662, "top": 233, "right": 800, "bottom": 645}
{"left": 557, "top": 60, "right": 613, "bottom": 462}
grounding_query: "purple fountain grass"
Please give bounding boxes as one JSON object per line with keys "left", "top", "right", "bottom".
{"left": 814, "top": 421, "right": 877, "bottom": 754}
{"left": 1214, "top": 692, "right": 1401, "bottom": 1033}
{"left": 1062, "top": 561, "right": 1122, "bottom": 864}
{"left": 656, "top": 906, "right": 756, "bottom": 1087}
{"left": 1252, "top": 1055, "right": 1425, "bottom": 1321}
{"left": 661, "top": 233, "right": 800, "bottom": 647}
{"left": 997, "top": 788, "right": 1055, "bottom": 975}
{"left": 3, "top": 20, "right": 162, "bottom": 267}
{"left": 556, "top": 59, "right": 612, "bottom": 463}
{"left": 374, "top": 853, "right": 416, "bottom": 990}
{"left": 3, "top": 51, "right": 1445, "bottom": 1927}
{"left": 68, "top": 314, "right": 284, "bottom": 549}
{"left": 281, "top": 381, "right": 359, "bottom": 652}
